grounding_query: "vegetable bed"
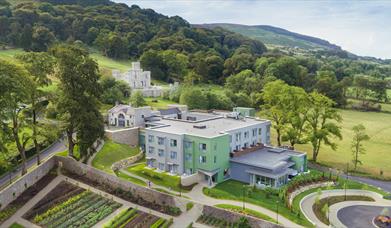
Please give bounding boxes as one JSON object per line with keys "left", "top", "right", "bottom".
{"left": 104, "top": 207, "right": 170, "bottom": 228}
{"left": 25, "top": 182, "right": 121, "bottom": 228}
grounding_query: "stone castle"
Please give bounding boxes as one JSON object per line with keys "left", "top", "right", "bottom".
{"left": 112, "top": 62, "right": 163, "bottom": 97}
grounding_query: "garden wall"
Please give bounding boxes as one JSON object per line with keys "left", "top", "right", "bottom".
{"left": 288, "top": 181, "right": 334, "bottom": 206}
{"left": 111, "top": 151, "right": 144, "bottom": 171}
{"left": 202, "top": 205, "right": 283, "bottom": 228}
{"left": 0, "top": 158, "right": 56, "bottom": 209}
{"left": 105, "top": 127, "right": 139, "bottom": 146}
{"left": 55, "top": 156, "right": 188, "bottom": 211}
{"left": 181, "top": 172, "right": 202, "bottom": 187}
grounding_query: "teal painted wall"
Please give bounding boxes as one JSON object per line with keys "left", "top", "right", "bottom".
{"left": 233, "top": 107, "right": 256, "bottom": 117}
{"left": 184, "top": 134, "right": 230, "bottom": 183}
{"left": 291, "top": 154, "right": 307, "bottom": 172}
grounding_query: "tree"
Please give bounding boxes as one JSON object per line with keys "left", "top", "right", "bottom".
{"left": 31, "top": 25, "right": 55, "bottom": 51}
{"left": 0, "top": 59, "right": 32, "bottom": 175}
{"left": 179, "top": 88, "right": 208, "bottom": 110}
{"left": 261, "top": 80, "right": 291, "bottom": 146}
{"left": 100, "top": 75, "right": 131, "bottom": 105}
{"left": 306, "top": 92, "right": 342, "bottom": 162}
{"left": 283, "top": 86, "right": 310, "bottom": 148}
{"left": 183, "top": 71, "right": 202, "bottom": 86}
{"left": 351, "top": 124, "right": 370, "bottom": 171}
{"left": 51, "top": 44, "right": 104, "bottom": 161}
{"left": 15, "top": 52, "right": 55, "bottom": 165}
{"left": 130, "top": 91, "right": 146, "bottom": 108}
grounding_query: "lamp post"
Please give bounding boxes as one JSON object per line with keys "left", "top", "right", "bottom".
{"left": 276, "top": 200, "right": 279, "bottom": 224}
{"left": 345, "top": 163, "right": 349, "bottom": 201}
{"left": 242, "top": 185, "right": 246, "bottom": 210}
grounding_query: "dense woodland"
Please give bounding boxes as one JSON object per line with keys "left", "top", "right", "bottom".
{"left": 1, "top": 0, "right": 390, "bottom": 109}
{"left": 0, "top": 0, "right": 391, "bottom": 176}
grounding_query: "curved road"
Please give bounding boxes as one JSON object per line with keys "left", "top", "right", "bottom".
{"left": 300, "top": 189, "right": 391, "bottom": 228}
{"left": 0, "top": 139, "right": 67, "bottom": 189}
{"left": 337, "top": 205, "right": 391, "bottom": 228}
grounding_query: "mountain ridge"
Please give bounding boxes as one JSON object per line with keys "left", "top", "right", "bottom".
{"left": 194, "top": 23, "right": 342, "bottom": 51}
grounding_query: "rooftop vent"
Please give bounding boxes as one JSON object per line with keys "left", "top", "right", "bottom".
{"left": 268, "top": 148, "right": 286, "bottom": 153}
{"left": 226, "top": 112, "right": 240, "bottom": 120}
{"left": 193, "top": 124, "right": 206, "bottom": 129}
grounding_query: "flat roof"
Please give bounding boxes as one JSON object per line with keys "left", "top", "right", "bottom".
{"left": 230, "top": 146, "right": 304, "bottom": 171}
{"left": 147, "top": 114, "right": 270, "bottom": 138}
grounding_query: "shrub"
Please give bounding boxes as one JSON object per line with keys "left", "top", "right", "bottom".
{"left": 186, "top": 202, "right": 194, "bottom": 211}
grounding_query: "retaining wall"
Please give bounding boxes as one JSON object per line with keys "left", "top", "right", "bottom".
{"left": 105, "top": 127, "right": 139, "bottom": 146}
{"left": 55, "top": 156, "right": 188, "bottom": 211}
{"left": 181, "top": 172, "right": 202, "bottom": 187}
{"left": 288, "top": 181, "right": 335, "bottom": 206}
{"left": 111, "top": 151, "right": 144, "bottom": 171}
{"left": 202, "top": 205, "right": 283, "bottom": 228}
{"left": 0, "top": 158, "right": 56, "bottom": 209}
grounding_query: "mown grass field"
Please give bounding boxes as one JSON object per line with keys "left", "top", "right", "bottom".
{"left": 270, "top": 109, "right": 391, "bottom": 179}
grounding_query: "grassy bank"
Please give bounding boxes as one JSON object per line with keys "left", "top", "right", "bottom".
{"left": 91, "top": 140, "right": 140, "bottom": 174}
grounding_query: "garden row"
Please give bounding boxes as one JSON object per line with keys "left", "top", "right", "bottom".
{"left": 104, "top": 207, "right": 172, "bottom": 228}
{"left": 197, "top": 215, "right": 251, "bottom": 228}
{"left": 62, "top": 170, "right": 182, "bottom": 216}
{"left": 27, "top": 182, "right": 121, "bottom": 228}
{"left": 0, "top": 169, "right": 57, "bottom": 225}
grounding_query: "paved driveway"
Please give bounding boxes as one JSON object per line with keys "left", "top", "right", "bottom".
{"left": 0, "top": 139, "right": 67, "bottom": 188}
{"left": 337, "top": 205, "right": 391, "bottom": 228}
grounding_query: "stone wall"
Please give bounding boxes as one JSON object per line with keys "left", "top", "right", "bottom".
{"left": 105, "top": 127, "right": 139, "bottom": 146}
{"left": 181, "top": 172, "right": 202, "bottom": 187}
{"left": 55, "top": 156, "right": 188, "bottom": 211}
{"left": 288, "top": 181, "right": 334, "bottom": 206}
{"left": 0, "top": 158, "right": 56, "bottom": 209}
{"left": 111, "top": 151, "right": 144, "bottom": 172}
{"left": 202, "top": 205, "right": 283, "bottom": 228}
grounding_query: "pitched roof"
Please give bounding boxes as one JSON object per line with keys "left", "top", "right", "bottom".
{"left": 108, "top": 104, "right": 131, "bottom": 113}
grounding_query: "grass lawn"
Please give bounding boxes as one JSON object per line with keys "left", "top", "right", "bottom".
{"left": 0, "top": 48, "right": 23, "bottom": 61}
{"left": 270, "top": 108, "right": 391, "bottom": 179}
{"left": 203, "top": 180, "right": 313, "bottom": 227}
{"left": 92, "top": 140, "right": 140, "bottom": 174}
{"left": 215, "top": 204, "right": 278, "bottom": 224}
{"left": 56, "top": 145, "right": 80, "bottom": 161}
{"left": 115, "top": 170, "right": 146, "bottom": 186}
{"left": 9, "top": 222, "right": 24, "bottom": 228}
{"left": 145, "top": 97, "right": 179, "bottom": 110}
{"left": 125, "top": 163, "right": 187, "bottom": 192}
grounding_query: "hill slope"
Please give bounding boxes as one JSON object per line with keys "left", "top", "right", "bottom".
{"left": 196, "top": 23, "right": 341, "bottom": 51}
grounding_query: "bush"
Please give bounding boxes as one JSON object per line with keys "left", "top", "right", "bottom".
{"left": 186, "top": 202, "right": 194, "bottom": 211}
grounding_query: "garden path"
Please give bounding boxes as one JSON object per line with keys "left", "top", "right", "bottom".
{"left": 300, "top": 189, "right": 391, "bottom": 228}
{"left": 185, "top": 183, "right": 302, "bottom": 228}
{"left": 2, "top": 175, "right": 172, "bottom": 228}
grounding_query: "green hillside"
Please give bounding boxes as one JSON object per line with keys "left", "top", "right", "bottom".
{"left": 197, "top": 23, "right": 340, "bottom": 51}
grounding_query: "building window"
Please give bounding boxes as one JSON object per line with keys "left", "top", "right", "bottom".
{"left": 199, "top": 143, "right": 207, "bottom": 151}
{"left": 244, "top": 142, "right": 248, "bottom": 148}
{"left": 159, "top": 163, "right": 164, "bottom": 171}
{"left": 235, "top": 145, "right": 240, "bottom": 151}
{"left": 170, "top": 151, "right": 177, "bottom": 159}
{"left": 186, "top": 168, "right": 193, "bottom": 175}
{"left": 252, "top": 128, "right": 257, "bottom": 137}
{"left": 258, "top": 128, "right": 262, "bottom": 135}
{"left": 127, "top": 120, "right": 130, "bottom": 126}
{"left": 148, "top": 135, "right": 154, "bottom": 143}
{"left": 170, "top": 139, "right": 177, "bottom": 147}
{"left": 158, "top": 149, "right": 164, "bottom": 157}
{"left": 199, "top": 156, "right": 206, "bottom": 163}
{"left": 244, "top": 131, "right": 249, "bottom": 138}
{"left": 148, "top": 146, "right": 154, "bottom": 154}
{"left": 185, "top": 153, "right": 192, "bottom": 161}
{"left": 214, "top": 155, "right": 217, "bottom": 163}
{"left": 158, "top": 137, "right": 165, "bottom": 145}
{"left": 235, "top": 133, "right": 241, "bottom": 142}
{"left": 184, "top": 141, "right": 192, "bottom": 149}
